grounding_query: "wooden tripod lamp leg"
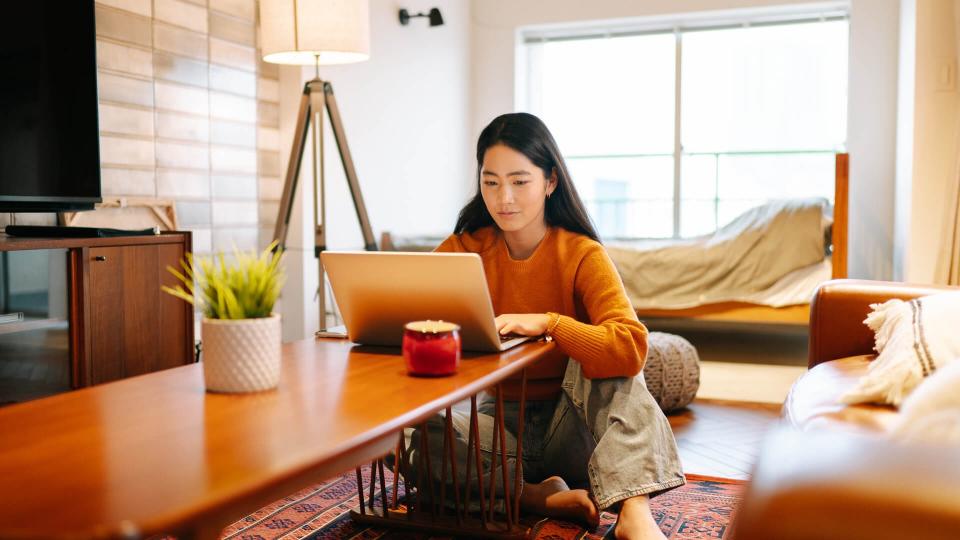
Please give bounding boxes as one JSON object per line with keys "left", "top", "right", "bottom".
{"left": 309, "top": 85, "right": 327, "bottom": 327}
{"left": 272, "top": 84, "right": 313, "bottom": 251}
{"left": 272, "top": 79, "right": 379, "bottom": 333}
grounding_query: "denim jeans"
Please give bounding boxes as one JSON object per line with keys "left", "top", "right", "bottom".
{"left": 405, "top": 358, "right": 686, "bottom": 511}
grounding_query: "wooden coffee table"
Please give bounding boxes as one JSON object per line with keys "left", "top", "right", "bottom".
{"left": 0, "top": 338, "right": 554, "bottom": 539}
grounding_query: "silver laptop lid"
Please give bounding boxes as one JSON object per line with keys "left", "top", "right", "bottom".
{"left": 320, "top": 251, "right": 507, "bottom": 352}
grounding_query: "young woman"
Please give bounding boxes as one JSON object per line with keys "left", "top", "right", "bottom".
{"left": 412, "top": 112, "right": 684, "bottom": 540}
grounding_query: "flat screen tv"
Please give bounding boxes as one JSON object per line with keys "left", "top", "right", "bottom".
{"left": 0, "top": 1, "right": 101, "bottom": 212}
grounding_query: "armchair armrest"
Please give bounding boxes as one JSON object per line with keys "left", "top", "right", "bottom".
{"left": 808, "top": 279, "right": 955, "bottom": 368}
{"left": 732, "top": 427, "right": 960, "bottom": 540}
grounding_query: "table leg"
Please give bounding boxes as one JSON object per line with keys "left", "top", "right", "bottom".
{"left": 421, "top": 420, "right": 437, "bottom": 518}
{"left": 392, "top": 435, "right": 402, "bottom": 509}
{"left": 446, "top": 407, "right": 463, "bottom": 526}
{"left": 354, "top": 468, "right": 365, "bottom": 515}
{"left": 470, "top": 394, "right": 488, "bottom": 527}
{"left": 495, "top": 385, "right": 513, "bottom": 525}
{"left": 350, "top": 369, "right": 530, "bottom": 538}
{"left": 487, "top": 390, "right": 500, "bottom": 523}
{"left": 440, "top": 408, "right": 449, "bottom": 517}
{"left": 378, "top": 458, "right": 388, "bottom": 516}
{"left": 513, "top": 369, "right": 527, "bottom": 525}
{"left": 368, "top": 458, "right": 378, "bottom": 510}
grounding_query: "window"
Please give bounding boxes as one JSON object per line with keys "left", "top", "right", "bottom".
{"left": 521, "top": 12, "right": 848, "bottom": 239}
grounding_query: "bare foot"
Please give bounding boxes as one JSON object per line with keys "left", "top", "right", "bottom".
{"left": 520, "top": 476, "right": 600, "bottom": 529}
{"left": 613, "top": 495, "right": 665, "bottom": 540}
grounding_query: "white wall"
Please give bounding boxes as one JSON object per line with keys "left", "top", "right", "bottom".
{"left": 277, "top": 0, "right": 472, "bottom": 340}
{"left": 471, "top": 0, "right": 901, "bottom": 281}
{"left": 847, "top": 0, "right": 899, "bottom": 281}
{"left": 895, "top": 0, "right": 959, "bottom": 283}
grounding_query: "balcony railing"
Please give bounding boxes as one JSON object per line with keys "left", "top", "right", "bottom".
{"left": 569, "top": 149, "right": 842, "bottom": 240}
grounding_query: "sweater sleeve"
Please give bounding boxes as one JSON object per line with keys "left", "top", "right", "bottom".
{"left": 548, "top": 246, "right": 648, "bottom": 379}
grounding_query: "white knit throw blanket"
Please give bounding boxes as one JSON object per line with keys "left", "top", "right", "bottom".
{"left": 841, "top": 291, "right": 960, "bottom": 406}
{"left": 890, "top": 361, "right": 960, "bottom": 444}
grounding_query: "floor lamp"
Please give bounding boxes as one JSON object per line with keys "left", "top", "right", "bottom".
{"left": 259, "top": 0, "right": 377, "bottom": 330}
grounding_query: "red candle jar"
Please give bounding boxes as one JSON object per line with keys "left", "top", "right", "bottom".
{"left": 402, "top": 320, "right": 461, "bottom": 376}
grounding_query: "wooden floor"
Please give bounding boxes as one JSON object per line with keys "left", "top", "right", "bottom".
{"left": 667, "top": 399, "right": 783, "bottom": 480}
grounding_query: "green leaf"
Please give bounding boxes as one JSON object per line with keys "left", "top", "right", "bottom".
{"left": 161, "top": 242, "right": 286, "bottom": 320}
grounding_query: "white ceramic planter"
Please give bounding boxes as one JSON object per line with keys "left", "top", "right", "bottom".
{"left": 201, "top": 313, "right": 281, "bottom": 393}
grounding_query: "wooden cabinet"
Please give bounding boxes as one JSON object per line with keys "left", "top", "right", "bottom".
{"left": 0, "top": 232, "right": 195, "bottom": 388}
{"left": 77, "top": 239, "right": 193, "bottom": 385}
{"left": 72, "top": 233, "right": 194, "bottom": 386}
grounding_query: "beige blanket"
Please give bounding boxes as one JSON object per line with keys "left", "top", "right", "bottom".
{"left": 606, "top": 198, "right": 829, "bottom": 310}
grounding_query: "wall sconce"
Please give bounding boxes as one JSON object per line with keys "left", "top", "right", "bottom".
{"left": 398, "top": 7, "right": 443, "bottom": 27}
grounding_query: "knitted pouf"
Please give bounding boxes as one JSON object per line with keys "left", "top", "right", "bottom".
{"left": 643, "top": 332, "right": 701, "bottom": 412}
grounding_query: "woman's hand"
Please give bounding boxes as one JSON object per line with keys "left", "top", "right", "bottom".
{"left": 495, "top": 313, "right": 552, "bottom": 336}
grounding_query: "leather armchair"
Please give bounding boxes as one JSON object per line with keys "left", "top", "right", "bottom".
{"left": 786, "top": 279, "right": 956, "bottom": 432}
{"left": 732, "top": 427, "right": 960, "bottom": 540}
{"left": 808, "top": 279, "right": 954, "bottom": 368}
{"left": 732, "top": 279, "right": 960, "bottom": 540}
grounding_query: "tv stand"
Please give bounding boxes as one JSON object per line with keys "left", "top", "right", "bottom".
{"left": 5, "top": 225, "right": 158, "bottom": 238}
{"left": 0, "top": 232, "right": 194, "bottom": 391}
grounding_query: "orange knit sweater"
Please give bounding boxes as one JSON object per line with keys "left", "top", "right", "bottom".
{"left": 436, "top": 226, "right": 649, "bottom": 400}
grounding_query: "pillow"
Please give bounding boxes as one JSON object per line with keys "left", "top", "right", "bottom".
{"left": 889, "top": 360, "right": 960, "bottom": 445}
{"left": 841, "top": 291, "right": 960, "bottom": 406}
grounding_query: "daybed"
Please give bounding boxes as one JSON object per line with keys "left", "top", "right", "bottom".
{"left": 625, "top": 154, "right": 848, "bottom": 327}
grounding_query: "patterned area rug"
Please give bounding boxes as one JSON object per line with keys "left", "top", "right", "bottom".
{"left": 217, "top": 468, "right": 744, "bottom": 540}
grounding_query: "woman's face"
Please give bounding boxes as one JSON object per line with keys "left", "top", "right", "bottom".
{"left": 480, "top": 144, "right": 556, "bottom": 235}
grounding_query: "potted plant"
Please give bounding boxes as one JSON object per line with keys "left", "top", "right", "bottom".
{"left": 163, "top": 242, "right": 285, "bottom": 393}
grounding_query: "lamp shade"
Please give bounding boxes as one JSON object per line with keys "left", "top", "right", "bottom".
{"left": 259, "top": 0, "right": 370, "bottom": 65}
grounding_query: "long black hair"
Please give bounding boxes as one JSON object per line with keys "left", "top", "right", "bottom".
{"left": 454, "top": 112, "right": 600, "bottom": 242}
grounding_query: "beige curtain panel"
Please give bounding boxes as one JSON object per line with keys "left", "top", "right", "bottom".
{"left": 938, "top": 109, "right": 960, "bottom": 285}
{"left": 939, "top": 1, "right": 960, "bottom": 285}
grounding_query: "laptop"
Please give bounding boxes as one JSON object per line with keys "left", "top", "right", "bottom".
{"left": 320, "top": 251, "right": 531, "bottom": 352}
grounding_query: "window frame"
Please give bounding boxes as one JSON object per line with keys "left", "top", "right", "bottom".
{"left": 519, "top": 8, "right": 849, "bottom": 239}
